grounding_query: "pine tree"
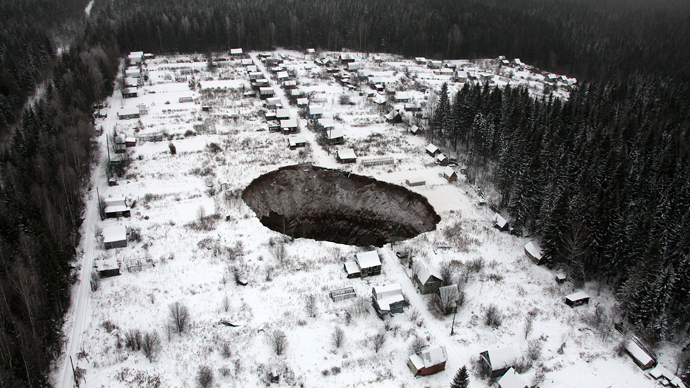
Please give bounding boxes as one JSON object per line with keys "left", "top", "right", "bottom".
{"left": 450, "top": 366, "right": 469, "bottom": 388}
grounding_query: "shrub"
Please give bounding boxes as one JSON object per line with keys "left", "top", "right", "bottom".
{"left": 197, "top": 365, "right": 213, "bottom": 388}
{"left": 168, "top": 142, "right": 177, "bottom": 155}
{"left": 409, "top": 336, "right": 426, "bottom": 355}
{"left": 305, "top": 294, "right": 318, "bottom": 318}
{"left": 207, "top": 142, "right": 222, "bottom": 153}
{"left": 371, "top": 331, "right": 386, "bottom": 353}
{"left": 169, "top": 301, "right": 190, "bottom": 334}
{"left": 90, "top": 271, "right": 101, "bottom": 291}
{"left": 268, "top": 329, "right": 288, "bottom": 356}
{"left": 128, "top": 227, "right": 142, "bottom": 243}
{"left": 338, "top": 94, "right": 351, "bottom": 105}
{"left": 141, "top": 331, "right": 161, "bottom": 361}
{"left": 125, "top": 329, "right": 142, "bottom": 351}
{"left": 484, "top": 304, "right": 503, "bottom": 328}
{"left": 331, "top": 326, "right": 345, "bottom": 348}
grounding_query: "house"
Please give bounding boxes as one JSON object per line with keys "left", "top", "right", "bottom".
{"left": 355, "top": 251, "right": 381, "bottom": 277}
{"left": 435, "top": 285, "right": 460, "bottom": 315}
{"left": 648, "top": 365, "right": 684, "bottom": 387}
{"left": 443, "top": 167, "right": 458, "bottom": 182}
{"left": 524, "top": 242, "right": 542, "bottom": 264}
{"left": 415, "top": 57, "right": 427, "bottom": 65}
{"left": 372, "top": 284, "right": 404, "bottom": 316}
{"left": 103, "top": 225, "right": 127, "bottom": 249}
{"left": 287, "top": 135, "right": 306, "bottom": 149}
{"left": 265, "top": 57, "right": 282, "bottom": 66}
{"left": 406, "top": 175, "right": 426, "bottom": 187}
{"left": 347, "top": 62, "right": 360, "bottom": 72}
{"left": 428, "top": 60, "right": 443, "bottom": 69}
{"left": 625, "top": 338, "right": 656, "bottom": 370}
{"left": 117, "top": 107, "right": 140, "bottom": 120}
{"left": 266, "top": 97, "right": 282, "bottom": 109}
{"left": 408, "top": 346, "right": 447, "bottom": 376}
{"left": 480, "top": 346, "right": 517, "bottom": 378}
{"left": 128, "top": 51, "right": 144, "bottom": 64}
{"left": 306, "top": 48, "right": 316, "bottom": 55}
{"left": 296, "top": 98, "right": 309, "bottom": 107}
{"left": 280, "top": 118, "right": 298, "bottom": 134}
{"left": 326, "top": 128, "right": 344, "bottom": 144}
{"left": 230, "top": 48, "right": 243, "bottom": 56}
{"left": 410, "top": 125, "right": 421, "bottom": 135}
{"left": 498, "top": 368, "right": 528, "bottom": 388}
{"left": 439, "top": 68, "right": 454, "bottom": 76}
{"left": 436, "top": 153, "right": 448, "bottom": 166}
{"left": 373, "top": 93, "right": 387, "bottom": 104}
{"left": 426, "top": 144, "right": 440, "bottom": 156}
{"left": 249, "top": 71, "right": 263, "bottom": 80}
{"left": 394, "top": 92, "right": 410, "bottom": 102}
{"left": 124, "top": 77, "right": 138, "bottom": 88}
{"left": 337, "top": 148, "right": 357, "bottom": 163}
{"left": 283, "top": 80, "right": 297, "bottom": 89}
{"left": 404, "top": 104, "right": 421, "bottom": 112}
{"left": 317, "top": 118, "right": 335, "bottom": 131}
{"left": 179, "top": 96, "right": 193, "bottom": 103}
{"left": 104, "top": 196, "right": 130, "bottom": 218}
{"left": 276, "top": 71, "right": 289, "bottom": 81}
{"left": 241, "top": 58, "right": 253, "bottom": 66}
{"left": 113, "top": 134, "right": 126, "bottom": 154}
{"left": 385, "top": 110, "right": 403, "bottom": 123}
{"left": 308, "top": 105, "right": 324, "bottom": 119}
{"left": 289, "top": 89, "right": 304, "bottom": 98}
{"left": 339, "top": 53, "right": 355, "bottom": 64}
{"left": 125, "top": 67, "right": 141, "bottom": 78}
{"left": 565, "top": 291, "right": 590, "bottom": 307}
{"left": 373, "top": 55, "right": 383, "bottom": 63}
{"left": 259, "top": 87, "right": 275, "bottom": 99}
{"left": 94, "top": 257, "right": 120, "bottom": 277}
{"left": 276, "top": 109, "right": 290, "bottom": 120}
{"left": 555, "top": 273, "right": 567, "bottom": 284}
{"left": 456, "top": 71, "right": 468, "bottom": 82}
{"left": 330, "top": 287, "right": 356, "bottom": 302}
{"left": 125, "top": 137, "right": 137, "bottom": 147}
{"left": 493, "top": 213, "right": 509, "bottom": 231}
{"left": 413, "top": 260, "right": 443, "bottom": 294}
{"left": 122, "top": 88, "right": 138, "bottom": 98}
{"left": 343, "top": 261, "right": 361, "bottom": 278}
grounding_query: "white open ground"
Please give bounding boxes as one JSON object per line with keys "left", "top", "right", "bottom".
{"left": 52, "top": 49, "right": 679, "bottom": 388}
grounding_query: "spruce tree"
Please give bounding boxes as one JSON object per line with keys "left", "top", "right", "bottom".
{"left": 450, "top": 366, "right": 469, "bottom": 388}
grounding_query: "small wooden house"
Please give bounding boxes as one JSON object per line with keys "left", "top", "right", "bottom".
{"left": 443, "top": 166, "right": 458, "bottom": 182}
{"left": 493, "top": 213, "right": 509, "bottom": 231}
{"left": 103, "top": 225, "right": 127, "bottom": 249}
{"left": 266, "top": 97, "right": 282, "bottom": 109}
{"left": 524, "top": 242, "right": 542, "bottom": 264}
{"left": 326, "top": 128, "right": 344, "bottom": 145}
{"left": 435, "top": 285, "right": 460, "bottom": 315}
{"left": 317, "top": 118, "right": 335, "bottom": 131}
{"left": 406, "top": 175, "right": 426, "bottom": 187}
{"left": 413, "top": 260, "right": 443, "bottom": 294}
{"left": 259, "top": 87, "right": 275, "bottom": 99}
{"left": 122, "top": 87, "right": 138, "bottom": 98}
{"left": 280, "top": 118, "right": 298, "bottom": 134}
{"left": 480, "top": 347, "right": 517, "bottom": 379}
{"left": 426, "top": 144, "right": 440, "bottom": 157}
{"left": 347, "top": 62, "right": 360, "bottom": 72}
{"left": 355, "top": 251, "right": 381, "bottom": 277}
{"left": 555, "top": 273, "right": 567, "bottom": 284}
{"left": 565, "top": 291, "right": 590, "bottom": 307}
{"left": 408, "top": 346, "right": 448, "bottom": 376}
{"left": 276, "top": 109, "right": 290, "bottom": 120}
{"left": 415, "top": 57, "right": 427, "bottom": 65}
{"left": 498, "top": 368, "right": 528, "bottom": 388}
{"left": 230, "top": 48, "right": 243, "bottom": 56}
{"left": 95, "top": 257, "right": 121, "bottom": 277}
{"left": 114, "top": 134, "right": 127, "bottom": 154}
{"left": 117, "top": 107, "right": 140, "bottom": 120}
{"left": 104, "top": 196, "right": 130, "bottom": 218}
{"left": 385, "top": 110, "right": 403, "bottom": 123}
{"left": 625, "top": 339, "right": 656, "bottom": 370}
{"left": 372, "top": 284, "right": 404, "bottom": 316}
{"left": 339, "top": 53, "right": 355, "bottom": 64}
{"left": 125, "top": 137, "right": 137, "bottom": 147}
{"left": 288, "top": 135, "right": 306, "bottom": 149}
{"left": 308, "top": 105, "right": 324, "bottom": 119}
{"left": 394, "top": 92, "right": 410, "bottom": 102}
{"left": 436, "top": 153, "right": 448, "bottom": 166}
{"left": 337, "top": 148, "right": 357, "bottom": 164}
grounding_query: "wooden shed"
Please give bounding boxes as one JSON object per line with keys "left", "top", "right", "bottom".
{"left": 287, "top": 135, "right": 306, "bottom": 149}
{"left": 480, "top": 346, "right": 517, "bottom": 378}
{"left": 524, "top": 242, "right": 542, "bottom": 264}
{"left": 337, "top": 148, "right": 357, "bottom": 164}
{"left": 426, "top": 144, "right": 440, "bottom": 156}
{"left": 104, "top": 196, "right": 130, "bottom": 218}
{"left": 103, "top": 225, "right": 127, "bottom": 249}
{"left": 625, "top": 338, "right": 656, "bottom": 370}
{"left": 406, "top": 175, "right": 426, "bottom": 187}
{"left": 343, "top": 261, "right": 361, "bottom": 278}
{"left": 326, "top": 128, "right": 344, "bottom": 144}
{"left": 408, "top": 346, "right": 447, "bottom": 376}
{"left": 435, "top": 285, "right": 460, "bottom": 315}
{"left": 565, "top": 291, "right": 590, "bottom": 307}
{"left": 443, "top": 166, "right": 458, "bottom": 182}
{"left": 95, "top": 257, "right": 121, "bottom": 278}
{"left": 493, "top": 213, "right": 510, "bottom": 231}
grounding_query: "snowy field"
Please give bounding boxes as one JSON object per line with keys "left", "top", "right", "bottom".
{"left": 53, "top": 49, "right": 675, "bottom": 388}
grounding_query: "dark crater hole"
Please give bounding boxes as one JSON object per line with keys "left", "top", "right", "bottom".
{"left": 242, "top": 164, "right": 441, "bottom": 247}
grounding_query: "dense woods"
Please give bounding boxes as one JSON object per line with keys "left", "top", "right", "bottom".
{"left": 1, "top": 0, "right": 690, "bottom": 385}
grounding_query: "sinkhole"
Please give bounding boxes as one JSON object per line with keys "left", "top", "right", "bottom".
{"left": 242, "top": 164, "right": 440, "bottom": 247}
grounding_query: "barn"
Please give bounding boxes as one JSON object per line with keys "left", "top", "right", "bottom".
{"left": 407, "top": 346, "right": 447, "bottom": 376}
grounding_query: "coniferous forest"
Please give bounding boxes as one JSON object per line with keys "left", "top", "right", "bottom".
{"left": 1, "top": 0, "right": 690, "bottom": 385}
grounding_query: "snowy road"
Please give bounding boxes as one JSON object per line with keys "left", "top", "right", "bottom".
{"left": 378, "top": 247, "right": 471, "bottom": 381}
{"left": 57, "top": 88, "right": 119, "bottom": 388}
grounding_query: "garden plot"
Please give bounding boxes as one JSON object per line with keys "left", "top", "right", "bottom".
{"left": 66, "top": 50, "right": 660, "bottom": 388}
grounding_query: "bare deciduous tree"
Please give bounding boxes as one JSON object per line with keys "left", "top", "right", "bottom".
{"left": 268, "top": 329, "right": 288, "bottom": 355}
{"left": 371, "top": 331, "right": 386, "bottom": 353}
{"left": 197, "top": 365, "right": 213, "bottom": 388}
{"left": 305, "top": 294, "right": 317, "bottom": 318}
{"left": 272, "top": 243, "right": 287, "bottom": 266}
{"left": 141, "top": 331, "right": 161, "bottom": 361}
{"left": 331, "top": 326, "right": 345, "bottom": 348}
{"left": 409, "top": 336, "right": 425, "bottom": 355}
{"left": 169, "top": 301, "right": 189, "bottom": 334}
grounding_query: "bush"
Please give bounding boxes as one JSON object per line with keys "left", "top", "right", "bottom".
{"left": 207, "top": 142, "right": 222, "bottom": 153}
{"left": 90, "top": 271, "right": 101, "bottom": 291}
{"left": 168, "top": 142, "right": 177, "bottom": 155}
{"left": 484, "top": 304, "right": 503, "bottom": 328}
{"left": 305, "top": 294, "right": 318, "bottom": 318}
{"left": 128, "top": 227, "right": 142, "bottom": 243}
{"left": 169, "top": 301, "right": 190, "bottom": 334}
{"left": 268, "top": 329, "right": 288, "bottom": 355}
{"left": 141, "top": 331, "right": 161, "bottom": 361}
{"left": 197, "top": 365, "right": 213, "bottom": 388}
{"left": 371, "top": 331, "right": 386, "bottom": 353}
{"left": 125, "top": 329, "right": 142, "bottom": 351}
{"left": 409, "top": 336, "right": 426, "bottom": 355}
{"left": 338, "top": 94, "right": 351, "bottom": 105}
{"left": 331, "top": 326, "right": 345, "bottom": 348}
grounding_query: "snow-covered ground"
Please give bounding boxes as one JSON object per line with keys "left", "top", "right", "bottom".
{"left": 52, "top": 49, "right": 675, "bottom": 388}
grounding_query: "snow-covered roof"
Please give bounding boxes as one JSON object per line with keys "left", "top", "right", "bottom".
{"left": 338, "top": 148, "right": 356, "bottom": 160}
{"left": 344, "top": 261, "right": 359, "bottom": 275}
{"left": 395, "top": 91, "right": 410, "bottom": 100}
{"left": 373, "top": 284, "right": 403, "bottom": 310}
{"left": 230, "top": 48, "right": 243, "bottom": 55}
{"left": 95, "top": 257, "right": 119, "bottom": 271}
{"left": 565, "top": 291, "right": 590, "bottom": 302}
{"left": 493, "top": 213, "right": 508, "bottom": 228}
{"left": 410, "top": 125, "right": 419, "bottom": 133}
{"left": 309, "top": 105, "right": 324, "bottom": 115}
{"left": 318, "top": 118, "right": 335, "bottom": 128}
{"left": 103, "top": 225, "right": 126, "bottom": 244}
{"left": 124, "top": 77, "right": 138, "bottom": 87}
{"left": 118, "top": 107, "right": 139, "bottom": 116}
{"left": 436, "top": 154, "right": 447, "bottom": 162}
{"left": 373, "top": 94, "right": 387, "bottom": 105}
{"left": 290, "top": 89, "right": 303, "bottom": 97}
{"left": 296, "top": 98, "right": 309, "bottom": 106}
{"left": 498, "top": 368, "right": 527, "bottom": 388}
{"left": 327, "top": 128, "right": 343, "bottom": 139}
{"left": 443, "top": 166, "right": 456, "bottom": 178}
{"left": 486, "top": 346, "right": 516, "bottom": 370}
{"left": 420, "top": 346, "right": 447, "bottom": 367}
{"left": 306, "top": 48, "right": 316, "bottom": 54}
{"left": 241, "top": 58, "right": 253, "bottom": 66}
{"left": 524, "top": 242, "right": 542, "bottom": 260}
{"left": 426, "top": 144, "right": 438, "bottom": 154}
{"left": 416, "top": 260, "right": 442, "bottom": 284}
{"left": 280, "top": 119, "right": 297, "bottom": 128}
{"left": 626, "top": 340, "right": 653, "bottom": 367}
{"left": 649, "top": 365, "right": 673, "bottom": 380}
{"left": 671, "top": 377, "right": 687, "bottom": 388}
{"left": 437, "top": 285, "right": 459, "bottom": 301}
{"left": 259, "top": 87, "right": 274, "bottom": 94}
{"left": 356, "top": 251, "right": 381, "bottom": 268}
{"left": 276, "top": 109, "right": 290, "bottom": 119}
{"left": 406, "top": 175, "right": 426, "bottom": 185}
{"left": 408, "top": 354, "right": 425, "bottom": 370}
{"left": 288, "top": 135, "right": 306, "bottom": 146}
{"left": 277, "top": 71, "right": 289, "bottom": 79}
{"left": 347, "top": 62, "right": 360, "bottom": 70}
